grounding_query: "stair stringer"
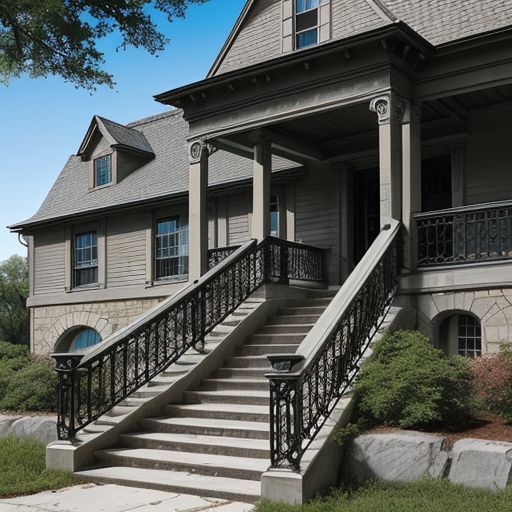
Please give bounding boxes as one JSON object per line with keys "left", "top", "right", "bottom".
{"left": 46, "top": 285, "right": 314, "bottom": 473}
{"left": 261, "top": 305, "right": 417, "bottom": 504}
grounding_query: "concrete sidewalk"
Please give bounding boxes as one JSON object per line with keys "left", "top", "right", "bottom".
{"left": 0, "top": 484, "right": 255, "bottom": 512}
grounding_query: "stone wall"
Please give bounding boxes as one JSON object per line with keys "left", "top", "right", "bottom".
{"left": 397, "top": 287, "right": 512, "bottom": 354}
{"left": 31, "top": 298, "right": 164, "bottom": 356}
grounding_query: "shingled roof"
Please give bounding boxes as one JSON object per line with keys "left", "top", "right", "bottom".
{"left": 11, "top": 110, "right": 299, "bottom": 229}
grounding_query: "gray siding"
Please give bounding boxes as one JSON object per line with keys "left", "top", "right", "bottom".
{"left": 227, "top": 192, "right": 252, "bottom": 245}
{"left": 34, "top": 228, "right": 66, "bottom": 295}
{"left": 295, "top": 164, "right": 340, "bottom": 284}
{"left": 465, "top": 109, "right": 512, "bottom": 205}
{"left": 106, "top": 213, "right": 147, "bottom": 288}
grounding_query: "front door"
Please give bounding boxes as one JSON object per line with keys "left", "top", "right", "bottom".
{"left": 354, "top": 168, "right": 380, "bottom": 264}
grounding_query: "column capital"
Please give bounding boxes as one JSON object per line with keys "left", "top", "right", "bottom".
{"left": 401, "top": 100, "right": 422, "bottom": 124}
{"left": 188, "top": 139, "right": 216, "bottom": 164}
{"left": 370, "top": 93, "right": 406, "bottom": 125}
{"left": 248, "top": 128, "right": 272, "bottom": 146}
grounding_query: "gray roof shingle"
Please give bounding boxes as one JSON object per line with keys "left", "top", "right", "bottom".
{"left": 12, "top": 110, "right": 298, "bottom": 229}
{"left": 97, "top": 116, "right": 154, "bottom": 155}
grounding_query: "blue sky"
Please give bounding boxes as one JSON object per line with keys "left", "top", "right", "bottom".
{"left": 0, "top": 0, "right": 246, "bottom": 261}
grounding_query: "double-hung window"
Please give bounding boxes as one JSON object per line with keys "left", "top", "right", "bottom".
{"left": 457, "top": 315, "right": 482, "bottom": 358}
{"left": 295, "top": 0, "right": 320, "bottom": 49}
{"left": 270, "top": 196, "right": 280, "bottom": 237}
{"left": 94, "top": 154, "right": 112, "bottom": 187}
{"left": 74, "top": 231, "right": 98, "bottom": 287}
{"left": 155, "top": 217, "right": 189, "bottom": 280}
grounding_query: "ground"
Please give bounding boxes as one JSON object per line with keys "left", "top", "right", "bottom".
{"left": 0, "top": 484, "right": 254, "bottom": 512}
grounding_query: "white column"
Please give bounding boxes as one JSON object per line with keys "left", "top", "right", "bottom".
{"left": 188, "top": 139, "right": 209, "bottom": 281}
{"left": 251, "top": 131, "right": 272, "bottom": 241}
{"left": 370, "top": 93, "right": 404, "bottom": 226}
{"left": 402, "top": 101, "right": 422, "bottom": 271}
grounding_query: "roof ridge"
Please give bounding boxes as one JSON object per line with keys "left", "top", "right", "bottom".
{"left": 363, "top": 0, "right": 398, "bottom": 23}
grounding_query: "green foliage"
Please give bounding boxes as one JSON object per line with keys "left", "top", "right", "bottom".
{"left": 0, "top": 0, "right": 208, "bottom": 90}
{"left": 354, "top": 330, "right": 473, "bottom": 429}
{"left": 0, "top": 436, "right": 77, "bottom": 498}
{"left": 255, "top": 479, "right": 512, "bottom": 512}
{"left": 0, "top": 340, "right": 28, "bottom": 359}
{"left": 0, "top": 255, "right": 29, "bottom": 345}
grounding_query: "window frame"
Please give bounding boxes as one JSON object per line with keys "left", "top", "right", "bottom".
{"left": 93, "top": 153, "right": 113, "bottom": 188}
{"left": 294, "top": 0, "right": 320, "bottom": 50}
{"left": 73, "top": 230, "right": 99, "bottom": 288}
{"left": 154, "top": 215, "right": 189, "bottom": 281}
{"left": 457, "top": 314, "right": 482, "bottom": 358}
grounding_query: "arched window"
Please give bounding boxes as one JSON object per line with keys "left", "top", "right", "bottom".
{"left": 457, "top": 315, "right": 482, "bottom": 358}
{"left": 68, "top": 328, "right": 102, "bottom": 352}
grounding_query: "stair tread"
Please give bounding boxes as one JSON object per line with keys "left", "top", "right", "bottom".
{"left": 189, "top": 389, "right": 269, "bottom": 398}
{"left": 76, "top": 466, "right": 261, "bottom": 498}
{"left": 168, "top": 403, "right": 268, "bottom": 415}
{"left": 98, "top": 447, "right": 269, "bottom": 472}
{"left": 202, "top": 378, "right": 268, "bottom": 384}
{"left": 146, "top": 416, "right": 270, "bottom": 431}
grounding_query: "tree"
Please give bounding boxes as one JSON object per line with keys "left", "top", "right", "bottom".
{"left": 0, "top": 0, "right": 206, "bottom": 90}
{"left": 0, "top": 255, "right": 29, "bottom": 345}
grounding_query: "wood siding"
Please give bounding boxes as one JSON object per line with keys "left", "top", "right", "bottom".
{"left": 465, "top": 109, "right": 512, "bottom": 205}
{"left": 227, "top": 191, "right": 252, "bottom": 245}
{"left": 106, "top": 213, "right": 147, "bottom": 288}
{"left": 295, "top": 164, "right": 340, "bottom": 284}
{"left": 34, "top": 228, "right": 66, "bottom": 295}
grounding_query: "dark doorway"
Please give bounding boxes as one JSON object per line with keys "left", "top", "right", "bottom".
{"left": 422, "top": 155, "right": 452, "bottom": 212}
{"left": 354, "top": 168, "right": 380, "bottom": 264}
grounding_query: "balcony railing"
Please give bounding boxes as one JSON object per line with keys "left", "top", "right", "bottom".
{"left": 52, "top": 237, "right": 325, "bottom": 440}
{"left": 415, "top": 200, "right": 512, "bottom": 267}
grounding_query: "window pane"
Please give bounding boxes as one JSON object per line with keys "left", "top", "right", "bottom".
{"left": 74, "top": 231, "right": 98, "bottom": 286}
{"left": 296, "top": 0, "right": 319, "bottom": 13}
{"left": 457, "top": 315, "right": 481, "bottom": 358}
{"left": 296, "top": 10, "right": 318, "bottom": 32}
{"left": 69, "top": 328, "right": 102, "bottom": 352}
{"left": 155, "top": 217, "right": 189, "bottom": 279}
{"left": 297, "top": 28, "right": 318, "bottom": 49}
{"left": 95, "top": 155, "right": 112, "bottom": 187}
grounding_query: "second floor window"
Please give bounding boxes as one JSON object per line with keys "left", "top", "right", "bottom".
{"left": 74, "top": 231, "right": 98, "bottom": 287}
{"left": 155, "top": 217, "right": 189, "bottom": 279}
{"left": 94, "top": 154, "right": 112, "bottom": 187}
{"left": 295, "top": 0, "right": 320, "bottom": 49}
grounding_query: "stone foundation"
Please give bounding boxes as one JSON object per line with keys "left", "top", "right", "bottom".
{"left": 397, "top": 288, "right": 512, "bottom": 353}
{"left": 31, "top": 298, "right": 164, "bottom": 356}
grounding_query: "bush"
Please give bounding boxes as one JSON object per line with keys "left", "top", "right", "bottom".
{"left": 0, "top": 340, "right": 28, "bottom": 360}
{"left": 469, "top": 346, "right": 512, "bottom": 422}
{"left": 354, "top": 330, "right": 473, "bottom": 429}
{"left": 0, "top": 359, "right": 57, "bottom": 412}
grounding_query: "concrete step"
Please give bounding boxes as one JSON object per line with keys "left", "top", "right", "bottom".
{"left": 120, "top": 432, "right": 270, "bottom": 458}
{"left": 236, "top": 343, "right": 299, "bottom": 356}
{"left": 76, "top": 466, "right": 261, "bottom": 503}
{"left": 257, "top": 324, "right": 315, "bottom": 334}
{"left": 269, "top": 314, "right": 321, "bottom": 325}
{"left": 163, "top": 402, "right": 269, "bottom": 422}
{"left": 214, "top": 367, "right": 269, "bottom": 379}
{"left": 225, "top": 355, "right": 271, "bottom": 368}
{"left": 199, "top": 378, "right": 268, "bottom": 392}
{"left": 95, "top": 448, "right": 267, "bottom": 481}
{"left": 141, "top": 417, "right": 269, "bottom": 440}
{"left": 279, "top": 306, "right": 326, "bottom": 315}
{"left": 184, "top": 389, "right": 269, "bottom": 406}
{"left": 246, "top": 333, "right": 307, "bottom": 344}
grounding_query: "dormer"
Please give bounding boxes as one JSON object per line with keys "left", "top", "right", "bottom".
{"left": 78, "top": 116, "right": 155, "bottom": 190}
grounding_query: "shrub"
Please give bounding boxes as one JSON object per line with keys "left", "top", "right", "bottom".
{"left": 354, "top": 330, "right": 473, "bottom": 429}
{"left": 469, "top": 346, "right": 512, "bottom": 422}
{"left": 0, "top": 358, "right": 57, "bottom": 412}
{"left": 0, "top": 340, "right": 28, "bottom": 360}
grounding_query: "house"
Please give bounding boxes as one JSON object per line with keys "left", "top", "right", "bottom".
{"left": 9, "top": 0, "right": 512, "bottom": 505}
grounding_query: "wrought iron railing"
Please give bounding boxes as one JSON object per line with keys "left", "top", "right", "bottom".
{"left": 415, "top": 200, "right": 512, "bottom": 266}
{"left": 207, "top": 245, "right": 240, "bottom": 269}
{"left": 266, "top": 221, "right": 402, "bottom": 470}
{"left": 52, "top": 237, "right": 325, "bottom": 440}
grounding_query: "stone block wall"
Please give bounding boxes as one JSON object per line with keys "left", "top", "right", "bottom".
{"left": 31, "top": 298, "right": 164, "bottom": 356}
{"left": 397, "top": 287, "right": 512, "bottom": 354}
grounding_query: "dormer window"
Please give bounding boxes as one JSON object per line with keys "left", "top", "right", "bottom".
{"left": 94, "top": 154, "right": 112, "bottom": 187}
{"left": 296, "top": 0, "right": 320, "bottom": 49}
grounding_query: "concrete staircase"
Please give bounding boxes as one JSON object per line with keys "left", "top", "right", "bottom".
{"left": 76, "top": 290, "right": 336, "bottom": 503}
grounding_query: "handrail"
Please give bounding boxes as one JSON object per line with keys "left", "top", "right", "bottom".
{"left": 415, "top": 199, "right": 512, "bottom": 266}
{"left": 52, "top": 236, "right": 326, "bottom": 440}
{"left": 266, "top": 220, "right": 403, "bottom": 470}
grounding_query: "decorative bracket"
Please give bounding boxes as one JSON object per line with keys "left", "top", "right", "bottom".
{"left": 369, "top": 93, "right": 406, "bottom": 125}
{"left": 188, "top": 139, "right": 217, "bottom": 164}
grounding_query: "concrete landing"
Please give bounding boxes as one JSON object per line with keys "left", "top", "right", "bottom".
{"left": 0, "top": 484, "right": 254, "bottom": 512}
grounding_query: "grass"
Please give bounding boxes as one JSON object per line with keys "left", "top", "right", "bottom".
{"left": 256, "top": 479, "right": 512, "bottom": 512}
{"left": 0, "top": 436, "right": 78, "bottom": 499}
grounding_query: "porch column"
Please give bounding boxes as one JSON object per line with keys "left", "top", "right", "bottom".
{"left": 370, "top": 93, "right": 404, "bottom": 226}
{"left": 188, "top": 139, "right": 209, "bottom": 281}
{"left": 402, "top": 101, "right": 422, "bottom": 271}
{"left": 250, "top": 130, "right": 272, "bottom": 241}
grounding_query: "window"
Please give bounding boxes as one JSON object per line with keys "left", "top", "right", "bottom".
{"left": 155, "top": 217, "right": 189, "bottom": 279}
{"left": 94, "top": 154, "right": 112, "bottom": 187}
{"left": 270, "top": 196, "right": 280, "bottom": 237}
{"left": 295, "top": 0, "right": 320, "bottom": 49}
{"left": 458, "top": 315, "right": 482, "bottom": 358}
{"left": 69, "top": 328, "right": 102, "bottom": 352}
{"left": 74, "top": 231, "right": 98, "bottom": 287}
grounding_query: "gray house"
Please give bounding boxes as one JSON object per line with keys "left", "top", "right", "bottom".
{"left": 9, "top": 0, "right": 512, "bottom": 504}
